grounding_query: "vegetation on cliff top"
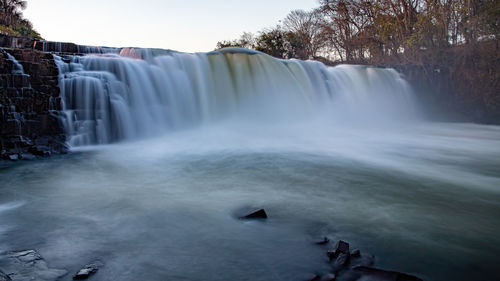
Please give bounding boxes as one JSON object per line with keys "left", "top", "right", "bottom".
{"left": 217, "top": 0, "right": 499, "bottom": 123}
{"left": 217, "top": 0, "right": 499, "bottom": 64}
{"left": 0, "top": 0, "right": 42, "bottom": 39}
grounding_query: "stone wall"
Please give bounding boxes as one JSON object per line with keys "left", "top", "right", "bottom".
{"left": 0, "top": 47, "right": 67, "bottom": 160}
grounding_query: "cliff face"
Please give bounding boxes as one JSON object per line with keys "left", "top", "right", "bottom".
{"left": 0, "top": 47, "right": 67, "bottom": 160}
{"left": 392, "top": 41, "right": 500, "bottom": 124}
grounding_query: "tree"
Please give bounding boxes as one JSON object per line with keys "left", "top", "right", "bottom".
{"left": 0, "top": 0, "right": 41, "bottom": 39}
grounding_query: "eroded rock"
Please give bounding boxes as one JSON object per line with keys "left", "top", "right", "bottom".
{"left": 0, "top": 250, "right": 67, "bottom": 281}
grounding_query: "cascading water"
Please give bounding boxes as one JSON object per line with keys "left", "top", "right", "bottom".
{"left": 55, "top": 48, "right": 418, "bottom": 146}
{"left": 3, "top": 48, "right": 500, "bottom": 281}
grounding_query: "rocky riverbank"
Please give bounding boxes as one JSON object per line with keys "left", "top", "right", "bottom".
{"left": 0, "top": 46, "right": 67, "bottom": 160}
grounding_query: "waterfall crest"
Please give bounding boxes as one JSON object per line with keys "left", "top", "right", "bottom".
{"left": 55, "top": 48, "right": 419, "bottom": 146}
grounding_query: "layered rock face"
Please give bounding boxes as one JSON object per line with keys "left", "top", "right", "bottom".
{"left": 0, "top": 47, "right": 67, "bottom": 160}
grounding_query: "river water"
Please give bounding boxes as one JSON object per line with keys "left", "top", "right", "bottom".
{"left": 1, "top": 120, "right": 500, "bottom": 281}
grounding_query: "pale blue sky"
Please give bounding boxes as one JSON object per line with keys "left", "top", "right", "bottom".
{"left": 24, "top": 0, "right": 318, "bottom": 52}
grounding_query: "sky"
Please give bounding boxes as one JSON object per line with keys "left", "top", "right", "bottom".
{"left": 23, "top": 0, "right": 318, "bottom": 53}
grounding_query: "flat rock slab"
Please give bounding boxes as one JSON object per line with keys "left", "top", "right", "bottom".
{"left": 0, "top": 250, "right": 67, "bottom": 281}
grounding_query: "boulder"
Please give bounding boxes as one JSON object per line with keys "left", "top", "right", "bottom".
{"left": 327, "top": 240, "right": 349, "bottom": 260}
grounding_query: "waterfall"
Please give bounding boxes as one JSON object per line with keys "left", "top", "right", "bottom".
{"left": 55, "top": 48, "right": 419, "bottom": 147}
{"left": 6, "top": 52, "right": 26, "bottom": 75}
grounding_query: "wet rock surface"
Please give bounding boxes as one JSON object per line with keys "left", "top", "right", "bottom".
{"left": 0, "top": 47, "right": 67, "bottom": 161}
{"left": 73, "top": 261, "right": 103, "bottom": 280}
{"left": 310, "top": 239, "right": 423, "bottom": 281}
{"left": 0, "top": 250, "right": 67, "bottom": 281}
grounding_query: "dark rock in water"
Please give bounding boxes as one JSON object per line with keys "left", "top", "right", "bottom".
{"left": 353, "top": 266, "right": 423, "bottom": 281}
{"left": 350, "top": 249, "right": 361, "bottom": 257}
{"left": 315, "top": 237, "right": 330, "bottom": 245}
{"left": 320, "top": 273, "right": 336, "bottom": 281}
{"left": 334, "top": 253, "right": 350, "bottom": 267}
{"left": 0, "top": 270, "right": 12, "bottom": 281}
{"left": 7, "top": 154, "right": 18, "bottom": 161}
{"left": 73, "top": 261, "right": 102, "bottom": 280}
{"left": 239, "top": 208, "right": 268, "bottom": 219}
{"left": 328, "top": 240, "right": 350, "bottom": 260}
{"left": 0, "top": 250, "right": 67, "bottom": 281}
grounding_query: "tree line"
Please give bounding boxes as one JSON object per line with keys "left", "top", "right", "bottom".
{"left": 216, "top": 0, "right": 499, "bottom": 65}
{"left": 0, "top": 0, "right": 41, "bottom": 39}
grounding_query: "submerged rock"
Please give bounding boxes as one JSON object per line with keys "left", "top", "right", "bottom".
{"left": 350, "top": 249, "right": 360, "bottom": 257}
{"left": 315, "top": 237, "right": 330, "bottom": 245}
{"left": 0, "top": 250, "right": 67, "bottom": 281}
{"left": 73, "top": 261, "right": 102, "bottom": 280}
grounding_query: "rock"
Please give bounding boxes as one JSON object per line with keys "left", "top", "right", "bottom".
{"left": 1, "top": 47, "right": 67, "bottom": 161}
{"left": 238, "top": 208, "right": 267, "bottom": 219}
{"left": 327, "top": 240, "right": 349, "bottom": 260}
{"left": 73, "top": 261, "right": 102, "bottom": 280}
{"left": 7, "top": 154, "right": 18, "bottom": 161}
{"left": 350, "top": 249, "right": 360, "bottom": 257}
{"left": 320, "top": 273, "right": 336, "bottom": 281}
{"left": 0, "top": 270, "right": 11, "bottom": 281}
{"left": 334, "top": 253, "right": 350, "bottom": 267}
{"left": 0, "top": 250, "right": 67, "bottom": 281}
{"left": 353, "top": 266, "right": 423, "bottom": 281}
{"left": 315, "top": 237, "right": 330, "bottom": 245}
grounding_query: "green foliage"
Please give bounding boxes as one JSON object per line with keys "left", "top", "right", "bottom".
{"left": 0, "top": 24, "right": 20, "bottom": 36}
{"left": 218, "top": 0, "right": 499, "bottom": 64}
{"left": 0, "top": 0, "right": 42, "bottom": 39}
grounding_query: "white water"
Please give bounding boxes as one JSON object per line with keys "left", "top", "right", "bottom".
{"left": 55, "top": 48, "right": 418, "bottom": 146}
{"left": 6, "top": 53, "right": 26, "bottom": 75}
